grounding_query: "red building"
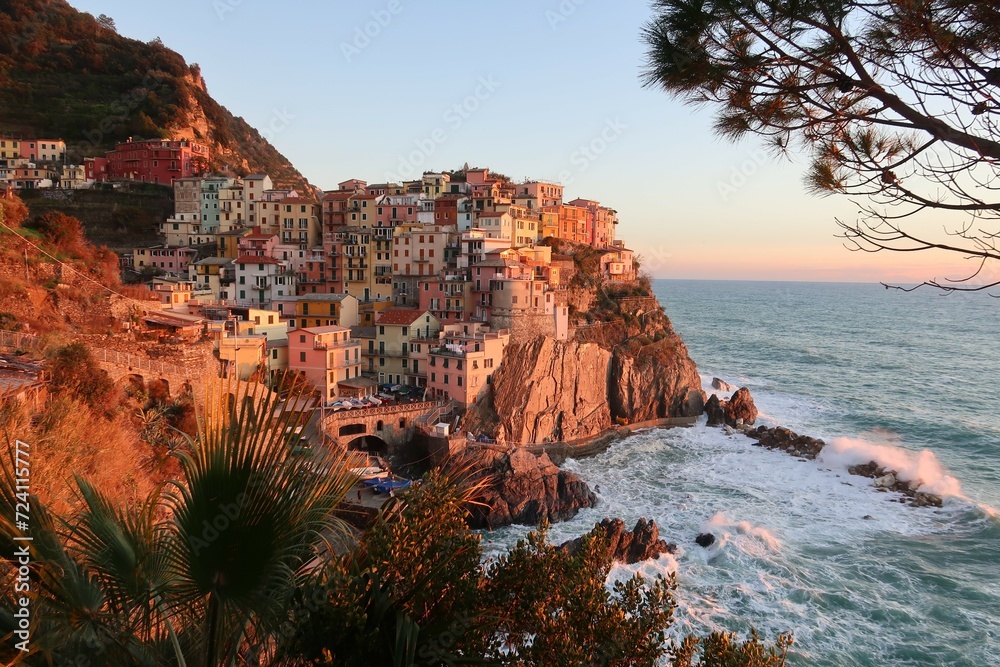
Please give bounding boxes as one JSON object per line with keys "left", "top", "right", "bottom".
{"left": 432, "top": 194, "right": 463, "bottom": 226}
{"left": 84, "top": 157, "right": 109, "bottom": 182}
{"left": 105, "top": 139, "right": 210, "bottom": 185}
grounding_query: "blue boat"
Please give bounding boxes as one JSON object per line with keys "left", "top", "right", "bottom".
{"left": 373, "top": 479, "right": 412, "bottom": 494}
{"left": 361, "top": 476, "right": 390, "bottom": 488}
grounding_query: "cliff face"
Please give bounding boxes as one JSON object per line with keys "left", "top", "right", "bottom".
{"left": 489, "top": 337, "right": 613, "bottom": 444}
{"left": 468, "top": 291, "right": 704, "bottom": 444}
{"left": 609, "top": 336, "right": 705, "bottom": 423}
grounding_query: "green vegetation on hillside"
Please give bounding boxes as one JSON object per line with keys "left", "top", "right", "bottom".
{"left": 0, "top": 0, "right": 310, "bottom": 191}
{"left": 17, "top": 186, "right": 171, "bottom": 250}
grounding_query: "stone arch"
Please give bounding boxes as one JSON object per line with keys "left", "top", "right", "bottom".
{"left": 347, "top": 435, "right": 389, "bottom": 455}
{"left": 147, "top": 378, "right": 171, "bottom": 404}
{"left": 122, "top": 374, "right": 146, "bottom": 395}
{"left": 338, "top": 423, "right": 367, "bottom": 438}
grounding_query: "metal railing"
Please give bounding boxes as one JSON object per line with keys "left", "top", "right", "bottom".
{"left": 0, "top": 330, "right": 39, "bottom": 351}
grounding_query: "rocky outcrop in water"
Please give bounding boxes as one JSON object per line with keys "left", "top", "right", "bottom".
{"left": 744, "top": 426, "right": 944, "bottom": 508}
{"left": 705, "top": 387, "right": 759, "bottom": 428}
{"left": 560, "top": 518, "right": 675, "bottom": 564}
{"left": 725, "top": 387, "right": 758, "bottom": 427}
{"left": 705, "top": 394, "right": 726, "bottom": 427}
{"left": 845, "top": 461, "right": 944, "bottom": 508}
{"left": 695, "top": 533, "right": 716, "bottom": 548}
{"left": 464, "top": 447, "right": 597, "bottom": 529}
{"left": 465, "top": 299, "right": 704, "bottom": 444}
{"left": 712, "top": 377, "right": 734, "bottom": 392}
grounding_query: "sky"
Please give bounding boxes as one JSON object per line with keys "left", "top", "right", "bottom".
{"left": 66, "top": 0, "right": 978, "bottom": 284}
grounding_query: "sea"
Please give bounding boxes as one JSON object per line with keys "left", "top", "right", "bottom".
{"left": 485, "top": 280, "right": 1000, "bottom": 666}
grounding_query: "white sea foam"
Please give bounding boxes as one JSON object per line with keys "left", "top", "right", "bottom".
{"left": 700, "top": 512, "right": 783, "bottom": 556}
{"left": 483, "top": 422, "right": 992, "bottom": 665}
{"left": 819, "top": 436, "right": 966, "bottom": 500}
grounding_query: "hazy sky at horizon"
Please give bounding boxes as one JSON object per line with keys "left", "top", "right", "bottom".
{"left": 66, "top": 0, "right": 982, "bottom": 285}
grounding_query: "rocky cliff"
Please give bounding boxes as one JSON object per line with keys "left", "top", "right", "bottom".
{"left": 467, "top": 281, "right": 703, "bottom": 444}
{"left": 464, "top": 447, "right": 597, "bottom": 529}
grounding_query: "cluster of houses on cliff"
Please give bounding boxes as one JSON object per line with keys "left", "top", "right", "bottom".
{"left": 0, "top": 136, "right": 209, "bottom": 190}
{"left": 7, "top": 137, "right": 638, "bottom": 409}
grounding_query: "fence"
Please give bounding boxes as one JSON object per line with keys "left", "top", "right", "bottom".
{"left": 0, "top": 330, "right": 40, "bottom": 351}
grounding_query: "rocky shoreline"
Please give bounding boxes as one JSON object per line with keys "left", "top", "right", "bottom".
{"left": 706, "top": 387, "right": 945, "bottom": 509}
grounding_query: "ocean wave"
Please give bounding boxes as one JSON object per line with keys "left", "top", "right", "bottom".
{"left": 818, "top": 436, "right": 966, "bottom": 500}
{"left": 699, "top": 511, "right": 783, "bottom": 556}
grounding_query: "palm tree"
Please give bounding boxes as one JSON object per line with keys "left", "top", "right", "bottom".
{"left": 1, "top": 376, "right": 357, "bottom": 666}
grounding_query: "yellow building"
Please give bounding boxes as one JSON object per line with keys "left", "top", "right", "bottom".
{"left": 374, "top": 308, "right": 441, "bottom": 387}
{"left": 293, "top": 293, "right": 360, "bottom": 329}
{"left": 0, "top": 139, "right": 20, "bottom": 160}
{"left": 216, "top": 228, "right": 253, "bottom": 260}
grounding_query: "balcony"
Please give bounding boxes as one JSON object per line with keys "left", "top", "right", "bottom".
{"left": 252, "top": 279, "right": 271, "bottom": 290}
{"left": 314, "top": 337, "right": 360, "bottom": 350}
{"left": 430, "top": 346, "right": 466, "bottom": 358}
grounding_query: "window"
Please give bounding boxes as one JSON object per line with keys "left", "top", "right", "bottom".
{"left": 299, "top": 335, "right": 306, "bottom": 343}
{"left": 444, "top": 375, "right": 449, "bottom": 385}
{"left": 431, "top": 372, "right": 436, "bottom": 382}
{"left": 299, "top": 352, "right": 306, "bottom": 362}
{"left": 457, "top": 376, "right": 463, "bottom": 387}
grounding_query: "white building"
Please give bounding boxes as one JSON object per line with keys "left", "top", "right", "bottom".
{"left": 230, "top": 255, "right": 297, "bottom": 308}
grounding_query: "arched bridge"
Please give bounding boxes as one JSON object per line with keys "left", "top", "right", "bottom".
{"left": 323, "top": 400, "right": 448, "bottom": 454}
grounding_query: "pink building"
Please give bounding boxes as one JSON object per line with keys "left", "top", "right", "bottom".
{"left": 237, "top": 232, "right": 279, "bottom": 258}
{"left": 427, "top": 324, "right": 511, "bottom": 407}
{"left": 133, "top": 246, "right": 197, "bottom": 276}
{"left": 418, "top": 277, "right": 475, "bottom": 324}
{"left": 287, "top": 325, "right": 368, "bottom": 402}
{"left": 568, "top": 198, "right": 618, "bottom": 248}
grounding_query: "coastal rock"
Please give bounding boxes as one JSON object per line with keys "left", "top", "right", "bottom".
{"left": 874, "top": 473, "right": 896, "bottom": 489}
{"left": 560, "top": 518, "right": 675, "bottom": 565}
{"left": 695, "top": 532, "right": 716, "bottom": 548}
{"left": 747, "top": 435, "right": 944, "bottom": 509}
{"left": 609, "top": 338, "right": 705, "bottom": 423}
{"left": 712, "top": 377, "right": 734, "bottom": 392}
{"left": 725, "top": 387, "right": 758, "bottom": 427}
{"left": 848, "top": 461, "right": 881, "bottom": 478}
{"left": 705, "top": 394, "right": 726, "bottom": 427}
{"left": 466, "top": 320, "right": 703, "bottom": 444}
{"left": 911, "top": 492, "right": 944, "bottom": 508}
{"left": 477, "top": 337, "right": 613, "bottom": 444}
{"left": 464, "top": 448, "right": 597, "bottom": 529}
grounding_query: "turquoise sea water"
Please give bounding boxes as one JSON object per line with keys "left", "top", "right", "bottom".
{"left": 487, "top": 280, "right": 1000, "bottom": 666}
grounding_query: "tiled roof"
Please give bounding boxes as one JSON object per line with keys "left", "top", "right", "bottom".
{"left": 375, "top": 308, "right": 428, "bottom": 326}
{"left": 302, "top": 325, "right": 350, "bottom": 335}
{"left": 235, "top": 255, "right": 280, "bottom": 265}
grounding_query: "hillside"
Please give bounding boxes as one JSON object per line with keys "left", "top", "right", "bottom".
{"left": 0, "top": 0, "right": 311, "bottom": 192}
{"left": 17, "top": 185, "right": 171, "bottom": 251}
